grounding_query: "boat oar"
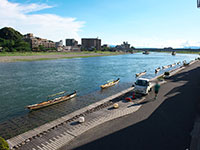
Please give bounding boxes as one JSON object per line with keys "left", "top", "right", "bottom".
{"left": 47, "top": 91, "right": 66, "bottom": 98}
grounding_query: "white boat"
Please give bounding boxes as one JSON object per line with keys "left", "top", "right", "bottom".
{"left": 162, "top": 65, "right": 169, "bottom": 69}
{"left": 170, "top": 63, "right": 176, "bottom": 67}
{"left": 136, "top": 70, "right": 146, "bottom": 78}
{"left": 155, "top": 67, "right": 161, "bottom": 74}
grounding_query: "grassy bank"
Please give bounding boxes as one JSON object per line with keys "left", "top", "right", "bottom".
{"left": 12, "top": 55, "right": 113, "bottom": 62}
{"left": 0, "top": 51, "right": 121, "bottom": 57}
{"left": 0, "top": 51, "right": 126, "bottom": 62}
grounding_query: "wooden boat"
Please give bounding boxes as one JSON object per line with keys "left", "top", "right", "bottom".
{"left": 101, "top": 78, "right": 120, "bottom": 89}
{"left": 26, "top": 91, "right": 77, "bottom": 110}
{"left": 143, "top": 50, "right": 149, "bottom": 55}
{"left": 162, "top": 65, "right": 168, "bottom": 69}
{"left": 162, "top": 65, "right": 171, "bottom": 69}
{"left": 170, "top": 63, "right": 176, "bottom": 67}
{"left": 172, "top": 51, "right": 176, "bottom": 56}
{"left": 136, "top": 70, "right": 146, "bottom": 78}
{"left": 155, "top": 67, "right": 161, "bottom": 74}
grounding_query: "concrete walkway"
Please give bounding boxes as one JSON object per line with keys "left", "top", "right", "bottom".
{"left": 60, "top": 61, "right": 200, "bottom": 150}
{"left": 11, "top": 95, "right": 145, "bottom": 150}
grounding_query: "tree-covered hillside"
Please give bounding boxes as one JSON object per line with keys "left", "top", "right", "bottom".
{"left": 0, "top": 27, "right": 31, "bottom": 52}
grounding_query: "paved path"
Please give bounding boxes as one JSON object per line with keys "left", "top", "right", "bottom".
{"left": 12, "top": 96, "right": 145, "bottom": 150}
{"left": 60, "top": 61, "right": 200, "bottom": 150}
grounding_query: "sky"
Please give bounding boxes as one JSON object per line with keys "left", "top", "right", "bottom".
{"left": 0, "top": 0, "right": 200, "bottom": 48}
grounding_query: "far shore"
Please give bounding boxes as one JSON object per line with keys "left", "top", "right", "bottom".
{"left": 0, "top": 51, "right": 126, "bottom": 62}
{"left": 0, "top": 50, "right": 199, "bottom": 62}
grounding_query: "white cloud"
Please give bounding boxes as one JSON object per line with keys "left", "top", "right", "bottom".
{"left": 0, "top": 0, "right": 84, "bottom": 43}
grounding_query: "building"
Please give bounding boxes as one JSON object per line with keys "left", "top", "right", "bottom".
{"left": 65, "top": 39, "right": 80, "bottom": 51}
{"left": 115, "top": 41, "right": 130, "bottom": 51}
{"left": 24, "top": 33, "right": 56, "bottom": 51}
{"left": 66, "top": 39, "right": 78, "bottom": 46}
{"left": 198, "top": 0, "right": 200, "bottom": 7}
{"left": 55, "top": 40, "right": 63, "bottom": 47}
{"left": 81, "top": 38, "right": 101, "bottom": 51}
{"left": 55, "top": 40, "right": 64, "bottom": 51}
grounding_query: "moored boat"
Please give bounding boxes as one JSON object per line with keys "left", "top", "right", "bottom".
{"left": 101, "top": 78, "right": 120, "bottom": 89}
{"left": 172, "top": 51, "right": 176, "bottom": 56}
{"left": 155, "top": 67, "right": 161, "bottom": 74}
{"left": 143, "top": 50, "right": 149, "bottom": 55}
{"left": 162, "top": 65, "right": 171, "bottom": 69}
{"left": 136, "top": 70, "right": 146, "bottom": 78}
{"left": 26, "top": 91, "right": 77, "bottom": 110}
{"left": 162, "top": 65, "right": 168, "bottom": 69}
{"left": 170, "top": 63, "right": 176, "bottom": 67}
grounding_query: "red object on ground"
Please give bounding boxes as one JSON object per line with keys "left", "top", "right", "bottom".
{"left": 125, "top": 97, "right": 132, "bottom": 101}
{"left": 132, "top": 92, "right": 136, "bottom": 99}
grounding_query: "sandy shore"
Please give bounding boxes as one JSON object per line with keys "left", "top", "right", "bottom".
{"left": 0, "top": 53, "right": 123, "bottom": 62}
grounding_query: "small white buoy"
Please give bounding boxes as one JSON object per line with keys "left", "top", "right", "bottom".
{"left": 78, "top": 116, "right": 85, "bottom": 123}
{"left": 113, "top": 103, "right": 119, "bottom": 109}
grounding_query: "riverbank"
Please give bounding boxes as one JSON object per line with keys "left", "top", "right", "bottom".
{"left": 0, "top": 51, "right": 125, "bottom": 62}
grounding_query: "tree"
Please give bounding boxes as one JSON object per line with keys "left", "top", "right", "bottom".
{"left": 0, "top": 137, "right": 9, "bottom": 150}
{"left": 93, "top": 48, "right": 97, "bottom": 53}
{"left": 103, "top": 47, "right": 109, "bottom": 51}
{"left": 39, "top": 45, "right": 45, "bottom": 51}
{"left": 131, "top": 46, "right": 135, "bottom": 49}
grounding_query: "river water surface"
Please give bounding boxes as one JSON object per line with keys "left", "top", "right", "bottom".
{"left": 0, "top": 52, "right": 198, "bottom": 138}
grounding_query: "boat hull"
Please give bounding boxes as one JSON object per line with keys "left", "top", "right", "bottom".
{"left": 136, "top": 72, "right": 146, "bottom": 78}
{"left": 27, "top": 92, "right": 76, "bottom": 110}
{"left": 101, "top": 79, "right": 120, "bottom": 89}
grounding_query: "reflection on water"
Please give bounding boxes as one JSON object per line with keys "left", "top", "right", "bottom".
{"left": 0, "top": 52, "right": 198, "bottom": 139}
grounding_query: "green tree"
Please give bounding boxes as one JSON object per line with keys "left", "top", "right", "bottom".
{"left": 15, "top": 40, "right": 31, "bottom": 51}
{"left": 39, "top": 45, "right": 45, "bottom": 51}
{"left": 93, "top": 48, "right": 97, "bottom": 53}
{"left": 103, "top": 47, "right": 109, "bottom": 51}
{"left": 131, "top": 46, "right": 135, "bottom": 49}
{"left": 0, "top": 137, "right": 9, "bottom": 150}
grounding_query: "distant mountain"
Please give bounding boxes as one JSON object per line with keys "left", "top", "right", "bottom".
{"left": 0, "top": 27, "right": 23, "bottom": 41}
{"left": 0, "top": 27, "right": 31, "bottom": 52}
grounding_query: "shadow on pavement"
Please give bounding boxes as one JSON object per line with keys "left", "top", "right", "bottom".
{"left": 73, "top": 66, "right": 200, "bottom": 150}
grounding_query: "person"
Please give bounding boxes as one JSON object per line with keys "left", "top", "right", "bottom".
{"left": 154, "top": 81, "right": 160, "bottom": 100}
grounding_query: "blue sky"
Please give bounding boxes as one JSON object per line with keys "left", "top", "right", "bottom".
{"left": 1, "top": 0, "right": 200, "bottom": 48}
